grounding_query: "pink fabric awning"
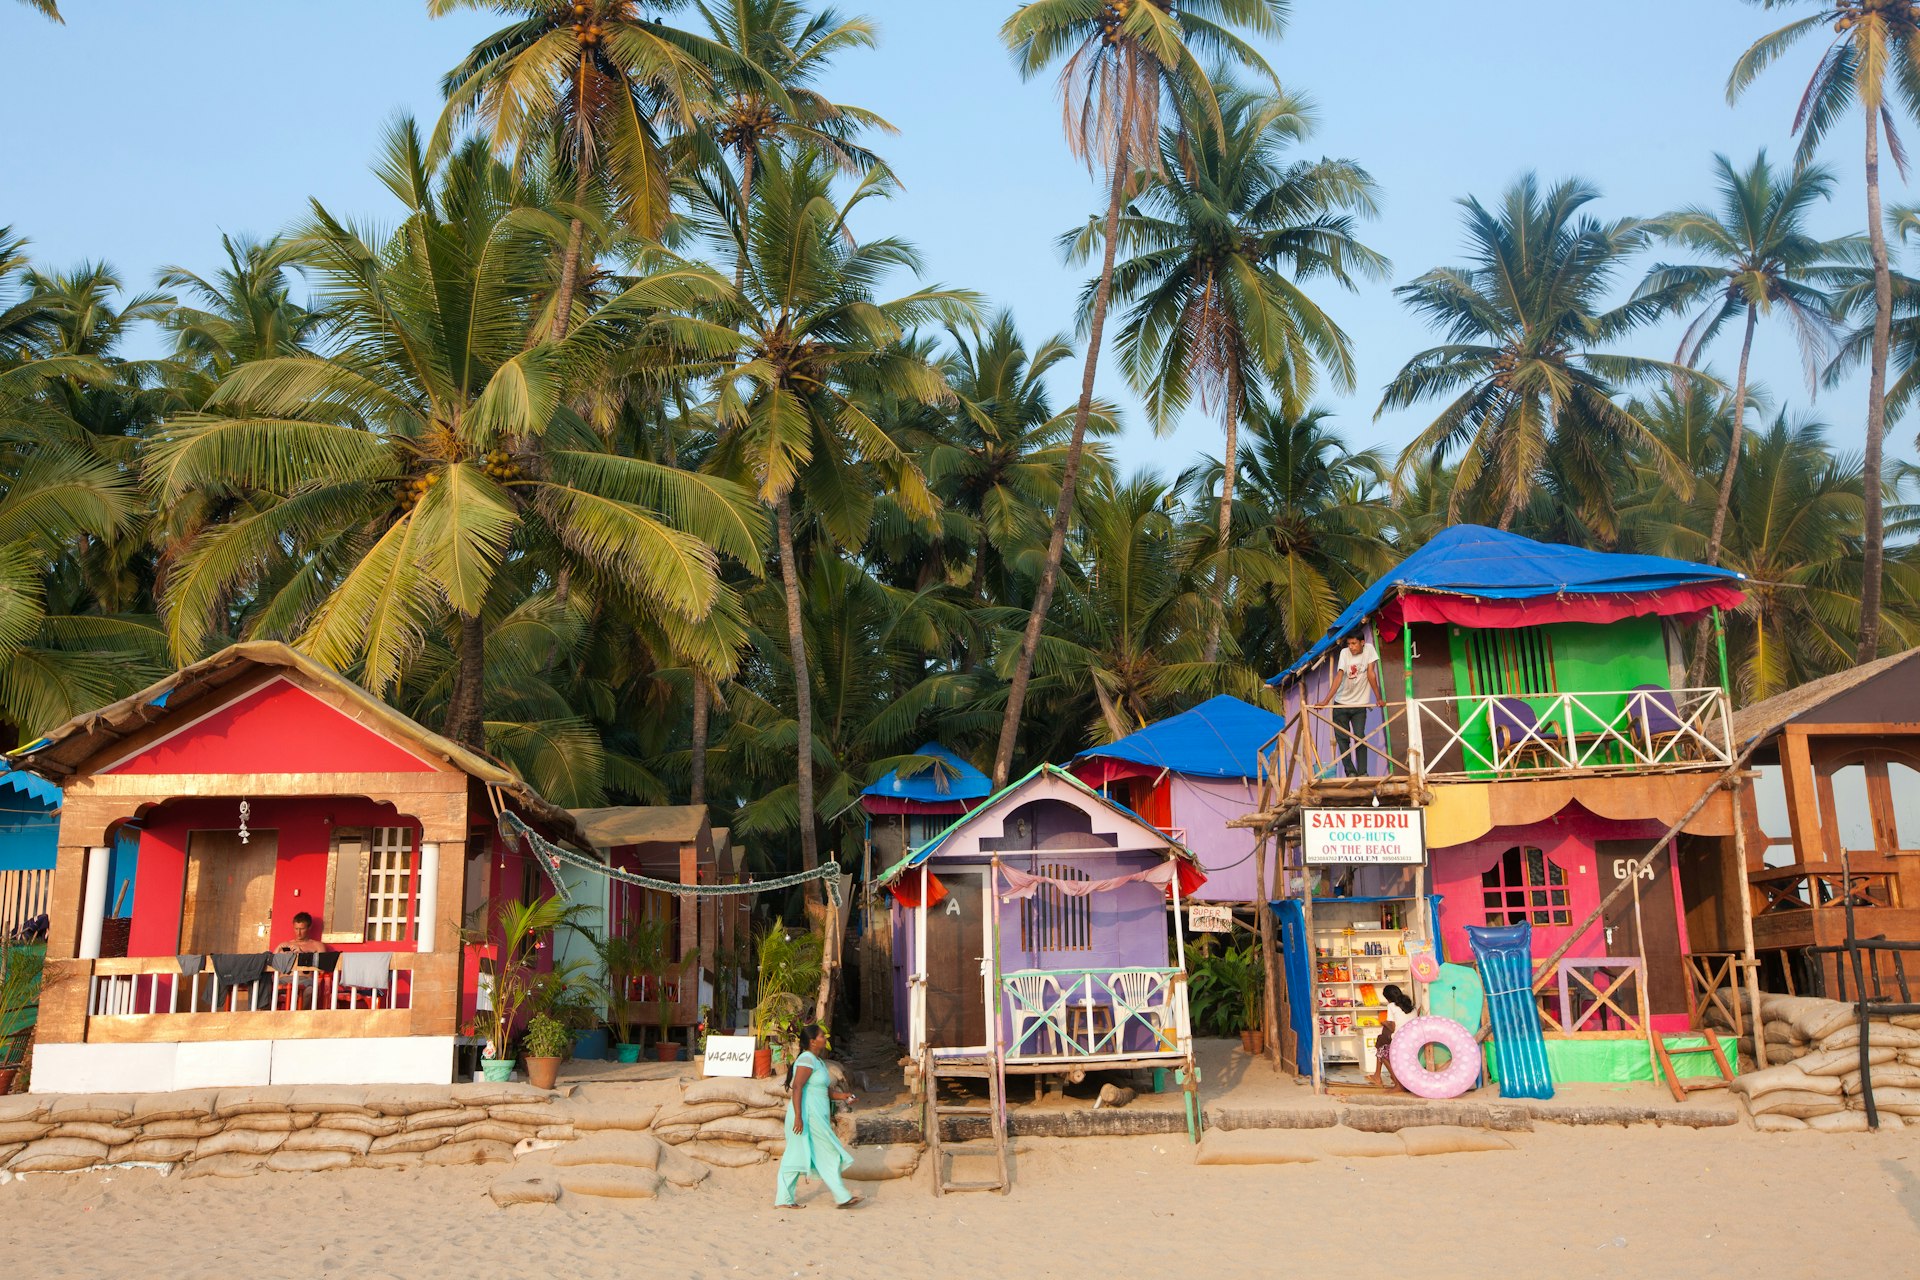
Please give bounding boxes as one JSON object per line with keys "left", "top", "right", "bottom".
{"left": 1376, "top": 582, "right": 1746, "bottom": 641}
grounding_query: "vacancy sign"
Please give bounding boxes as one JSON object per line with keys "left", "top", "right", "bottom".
{"left": 702, "top": 1035, "right": 756, "bottom": 1077}
{"left": 1302, "top": 808, "right": 1425, "bottom": 865}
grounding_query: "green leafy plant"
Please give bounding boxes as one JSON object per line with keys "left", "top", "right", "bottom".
{"left": 585, "top": 930, "right": 648, "bottom": 1045}
{"left": 1183, "top": 935, "right": 1262, "bottom": 1038}
{"left": 751, "top": 923, "right": 822, "bottom": 1051}
{"left": 0, "top": 944, "right": 44, "bottom": 1067}
{"left": 462, "top": 896, "right": 583, "bottom": 1063}
{"left": 523, "top": 1012, "right": 570, "bottom": 1059}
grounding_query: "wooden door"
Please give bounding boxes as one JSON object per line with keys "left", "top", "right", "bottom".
{"left": 1598, "top": 840, "right": 1686, "bottom": 1016}
{"left": 180, "top": 830, "right": 278, "bottom": 954}
{"left": 923, "top": 874, "right": 986, "bottom": 1049}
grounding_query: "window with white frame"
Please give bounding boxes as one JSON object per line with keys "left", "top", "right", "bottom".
{"left": 363, "top": 826, "right": 416, "bottom": 943}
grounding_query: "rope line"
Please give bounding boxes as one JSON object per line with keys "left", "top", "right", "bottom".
{"left": 500, "top": 811, "right": 842, "bottom": 906}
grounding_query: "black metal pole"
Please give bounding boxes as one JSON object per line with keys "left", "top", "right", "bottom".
{"left": 1844, "top": 846, "right": 1878, "bottom": 1130}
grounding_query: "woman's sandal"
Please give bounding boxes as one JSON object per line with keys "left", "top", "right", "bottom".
{"left": 837, "top": 1195, "right": 864, "bottom": 1209}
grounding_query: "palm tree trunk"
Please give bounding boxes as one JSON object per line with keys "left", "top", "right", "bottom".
{"left": 1686, "top": 305, "right": 1758, "bottom": 689}
{"left": 1495, "top": 486, "right": 1524, "bottom": 532}
{"left": 991, "top": 97, "right": 1136, "bottom": 788}
{"left": 690, "top": 673, "right": 710, "bottom": 807}
{"left": 1859, "top": 106, "right": 1893, "bottom": 662}
{"left": 775, "top": 493, "right": 819, "bottom": 872}
{"left": 550, "top": 152, "right": 593, "bottom": 342}
{"left": 1203, "top": 360, "right": 1242, "bottom": 664}
{"left": 445, "top": 610, "right": 488, "bottom": 751}
{"left": 734, "top": 147, "right": 756, "bottom": 290}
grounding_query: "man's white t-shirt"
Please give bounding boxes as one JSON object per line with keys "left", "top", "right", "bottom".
{"left": 1332, "top": 642, "right": 1379, "bottom": 706}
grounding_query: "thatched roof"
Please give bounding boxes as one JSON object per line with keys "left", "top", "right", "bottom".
{"left": 1731, "top": 647, "right": 1920, "bottom": 744}
{"left": 568, "top": 805, "right": 709, "bottom": 850}
{"left": 10, "top": 640, "right": 582, "bottom": 838}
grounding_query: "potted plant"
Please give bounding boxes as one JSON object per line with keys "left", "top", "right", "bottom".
{"left": 653, "top": 980, "right": 681, "bottom": 1062}
{"left": 750, "top": 924, "right": 823, "bottom": 1076}
{"left": 523, "top": 1013, "right": 570, "bottom": 1089}
{"left": 585, "top": 930, "right": 645, "bottom": 1062}
{"left": 1235, "top": 940, "right": 1267, "bottom": 1056}
{"left": 464, "top": 896, "right": 580, "bottom": 1082}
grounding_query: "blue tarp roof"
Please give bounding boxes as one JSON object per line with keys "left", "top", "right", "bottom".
{"left": 860, "top": 742, "right": 993, "bottom": 803}
{"left": 1074, "top": 695, "right": 1284, "bottom": 780}
{"left": 0, "top": 770, "right": 60, "bottom": 809}
{"left": 1275, "top": 525, "right": 1746, "bottom": 684}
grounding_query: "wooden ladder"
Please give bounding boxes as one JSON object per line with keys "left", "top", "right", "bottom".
{"left": 1654, "top": 1028, "right": 1736, "bottom": 1102}
{"left": 924, "top": 1050, "right": 1010, "bottom": 1196}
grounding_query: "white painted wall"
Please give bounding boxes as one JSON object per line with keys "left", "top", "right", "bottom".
{"left": 271, "top": 1036, "right": 455, "bottom": 1085}
{"left": 30, "top": 1037, "right": 459, "bottom": 1093}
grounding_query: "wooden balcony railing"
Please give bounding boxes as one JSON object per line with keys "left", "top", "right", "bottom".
{"left": 86, "top": 955, "right": 414, "bottom": 1019}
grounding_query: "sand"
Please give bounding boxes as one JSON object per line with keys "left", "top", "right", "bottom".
{"left": 2, "top": 1124, "right": 1916, "bottom": 1280}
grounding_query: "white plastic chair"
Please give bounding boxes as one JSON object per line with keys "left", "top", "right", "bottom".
{"left": 1111, "top": 969, "right": 1174, "bottom": 1051}
{"left": 1005, "top": 972, "right": 1059, "bottom": 1058}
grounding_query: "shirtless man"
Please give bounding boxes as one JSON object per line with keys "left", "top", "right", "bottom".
{"left": 279, "top": 910, "right": 326, "bottom": 955}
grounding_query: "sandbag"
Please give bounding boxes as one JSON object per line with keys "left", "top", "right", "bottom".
{"left": 213, "top": 1087, "right": 296, "bottom": 1119}
{"left": 1731, "top": 1065, "right": 1837, "bottom": 1098}
{"left": 1193, "top": 1130, "right": 1321, "bottom": 1166}
{"left": 844, "top": 1144, "right": 922, "bottom": 1180}
{"left": 283, "top": 1128, "right": 375, "bottom": 1156}
{"left": 266, "top": 1149, "right": 356, "bottom": 1174}
{"left": 46, "top": 1096, "right": 134, "bottom": 1125}
{"left": 195, "top": 1129, "right": 287, "bottom": 1157}
{"left": 449, "top": 1083, "right": 552, "bottom": 1107}
{"left": 362, "top": 1087, "right": 448, "bottom": 1116}
{"left": 1748, "top": 1090, "right": 1846, "bottom": 1119}
{"left": 403, "top": 1107, "right": 479, "bottom": 1132}
{"left": 131, "top": 1091, "right": 218, "bottom": 1124}
{"left": 426, "top": 1139, "right": 514, "bottom": 1166}
{"left": 1397, "top": 1126, "right": 1514, "bottom": 1157}
{"left": 1774, "top": 1043, "right": 1810, "bottom": 1061}
{"left": 1806, "top": 1110, "right": 1875, "bottom": 1134}
{"left": 558, "top": 1166, "right": 663, "bottom": 1199}
{"left": 742, "top": 1106, "right": 786, "bottom": 1121}
{"left": 225, "top": 1113, "right": 313, "bottom": 1133}
{"left": 487, "top": 1104, "right": 562, "bottom": 1128}
{"left": 1819, "top": 1021, "right": 1920, "bottom": 1050}
{"left": 653, "top": 1101, "right": 745, "bottom": 1129}
{"left": 286, "top": 1088, "right": 373, "bottom": 1117}
{"left": 558, "top": 1098, "right": 659, "bottom": 1132}
{"left": 491, "top": 1172, "right": 563, "bottom": 1207}
{"left": 0, "top": 1121, "right": 51, "bottom": 1144}
{"left": 549, "top": 1132, "right": 664, "bottom": 1170}
{"left": 1789, "top": 1001, "right": 1857, "bottom": 1044}
{"left": 0, "top": 1097, "right": 48, "bottom": 1124}
{"left": 51, "top": 1123, "right": 139, "bottom": 1146}
{"left": 1864, "top": 1086, "right": 1920, "bottom": 1115}
{"left": 652, "top": 1124, "right": 700, "bottom": 1145}
{"left": 1842, "top": 1064, "right": 1920, "bottom": 1095}
{"left": 654, "top": 1143, "right": 712, "bottom": 1188}
{"left": 1319, "top": 1129, "right": 1406, "bottom": 1159}
{"left": 8, "top": 1137, "right": 109, "bottom": 1172}
{"left": 111, "top": 1137, "right": 201, "bottom": 1164}
{"left": 180, "top": 1153, "right": 266, "bottom": 1179}
{"left": 680, "top": 1140, "right": 768, "bottom": 1168}
{"left": 370, "top": 1131, "right": 446, "bottom": 1156}
{"left": 363, "top": 1152, "right": 425, "bottom": 1170}
{"left": 451, "top": 1121, "right": 533, "bottom": 1147}
{"left": 142, "top": 1118, "right": 223, "bottom": 1139}
{"left": 536, "top": 1124, "right": 576, "bottom": 1142}
{"left": 1799, "top": 1046, "right": 1896, "bottom": 1077}
{"left": 682, "top": 1078, "right": 787, "bottom": 1109}
{"left": 699, "top": 1116, "right": 787, "bottom": 1144}
{"left": 1752, "top": 1114, "right": 1808, "bottom": 1132}
{"left": 1762, "top": 1021, "right": 1799, "bottom": 1046}
{"left": 318, "top": 1114, "right": 402, "bottom": 1138}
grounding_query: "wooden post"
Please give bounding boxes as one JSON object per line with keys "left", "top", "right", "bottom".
{"left": 1731, "top": 793, "right": 1769, "bottom": 1069}
{"left": 1632, "top": 872, "right": 1659, "bottom": 1079}
{"left": 1252, "top": 824, "right": 1281, "bottom": 1072}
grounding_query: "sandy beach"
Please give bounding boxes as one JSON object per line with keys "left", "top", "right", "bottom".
{"left": 2, "top": 1124, "right": 1914, "bottom": 1280}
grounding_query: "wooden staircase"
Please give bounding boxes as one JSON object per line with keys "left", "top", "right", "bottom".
{"left": 1653, "top": 1027, "right": 1736, "bottom": 1102}
{"left": 923, "top": 1050, "right": 1010, "bottom": 1195}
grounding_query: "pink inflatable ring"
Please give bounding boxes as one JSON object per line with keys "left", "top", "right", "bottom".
{"left": 1387, "top": 1016, "right": 1482, "bottom": 1100}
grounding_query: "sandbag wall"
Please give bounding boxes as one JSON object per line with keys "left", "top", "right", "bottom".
{"left": 1710, "top": 990, "right": 1920, "bottom": 1133}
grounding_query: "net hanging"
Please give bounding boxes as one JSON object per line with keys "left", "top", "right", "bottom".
{"left": 499, "top": 810, "right": 843, "bottom": 906}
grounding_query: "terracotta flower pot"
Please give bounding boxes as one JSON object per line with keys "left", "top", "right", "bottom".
{"left": 526, "top": 1055, "right": 562, "bottom": 1089}
{"left": 1239, "top": 1029, "right": 1265, "bottom": 1056}
{"left": 655, "top": 1042, "right": 681, "bottom": 1063}
{"left": 752, "top": 1047, "right": 774, "bottom": 1079}
{"left": 0, "top": 1066, "right": 17, "bottom": 1095}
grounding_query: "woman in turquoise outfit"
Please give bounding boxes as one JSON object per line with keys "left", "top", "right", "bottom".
{"left": 776, "top": 1024, "right": 861, "bottom": 1208}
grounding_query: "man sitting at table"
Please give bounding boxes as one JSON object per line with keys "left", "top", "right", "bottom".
{"left": 279, "top": 911, "right": 327, "bottom": 955}
{"left": 272, "top": 911, "right": 331, "bottom": 1006}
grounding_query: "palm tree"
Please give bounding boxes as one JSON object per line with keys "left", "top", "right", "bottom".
{"left": 1639, "top": 151, "right": 1862, "bottom": 683}
{"left": 1381, "top": 174, "right": 1698, "bottom": 536}
{"left": 1095, "top": 83, "right": 1385, "bottom": 659}
{"left": 432, "top": 0, "right": 734, "bottom": 337}
{"left": 1831, "top": 206, "right": 1920, "bottom": 446}
{"left": 1185, "top": 407, "right": 1395, "bottom": 675}
{"left": 16, "top": 0, "right": 59, "bottom": 20}
{"left": 705, "top": 148, "right": 978, "bottom": 870}
{"left": 1730, "top": 0, "right": 1920, "bottom": 660}
{"left": 145, "top": 122, "right": 764, "bottom": 750}
{"left": 157, "top": 235, "right": 325, "bottom": 404}
{"left": 992, "top": 0, "right": 1287, "bottom": 786}
{"left": 688, "top": 0, "right": 894, "bottom": 221}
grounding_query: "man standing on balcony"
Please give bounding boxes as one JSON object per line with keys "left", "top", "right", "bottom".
{"left": 1323, "top": 633, "right": 1382, "bottom": 777}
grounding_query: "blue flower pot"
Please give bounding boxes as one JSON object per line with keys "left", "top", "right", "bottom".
{"left": 573, "top": 1028, "right": 610, "bottom": 1061}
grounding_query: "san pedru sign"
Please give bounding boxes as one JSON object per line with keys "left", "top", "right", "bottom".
{"left": 1301, "top": 807, "right": 1425, "bottom": 865}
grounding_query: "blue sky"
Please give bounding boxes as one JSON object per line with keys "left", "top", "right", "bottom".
{"left": 4, "top": 0, "right": 1912, "bottom": 473}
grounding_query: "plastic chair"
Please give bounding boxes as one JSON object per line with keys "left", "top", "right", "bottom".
{"left": 1110, "top": 969, "right": 1174, "bottom": 1051}
{"left": 1004, "top": 972, "right": 1059, "bottom": 1058}
{"left": 1631, "top": 684, "right": 1685, "bottom": 761}
{"left": 1490, "top": 698, "right": 1559, "bottom": 767}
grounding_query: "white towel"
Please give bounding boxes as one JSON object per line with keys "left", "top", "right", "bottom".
{"left": 338, "top": 950, "right": 392, "bottom": 990}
